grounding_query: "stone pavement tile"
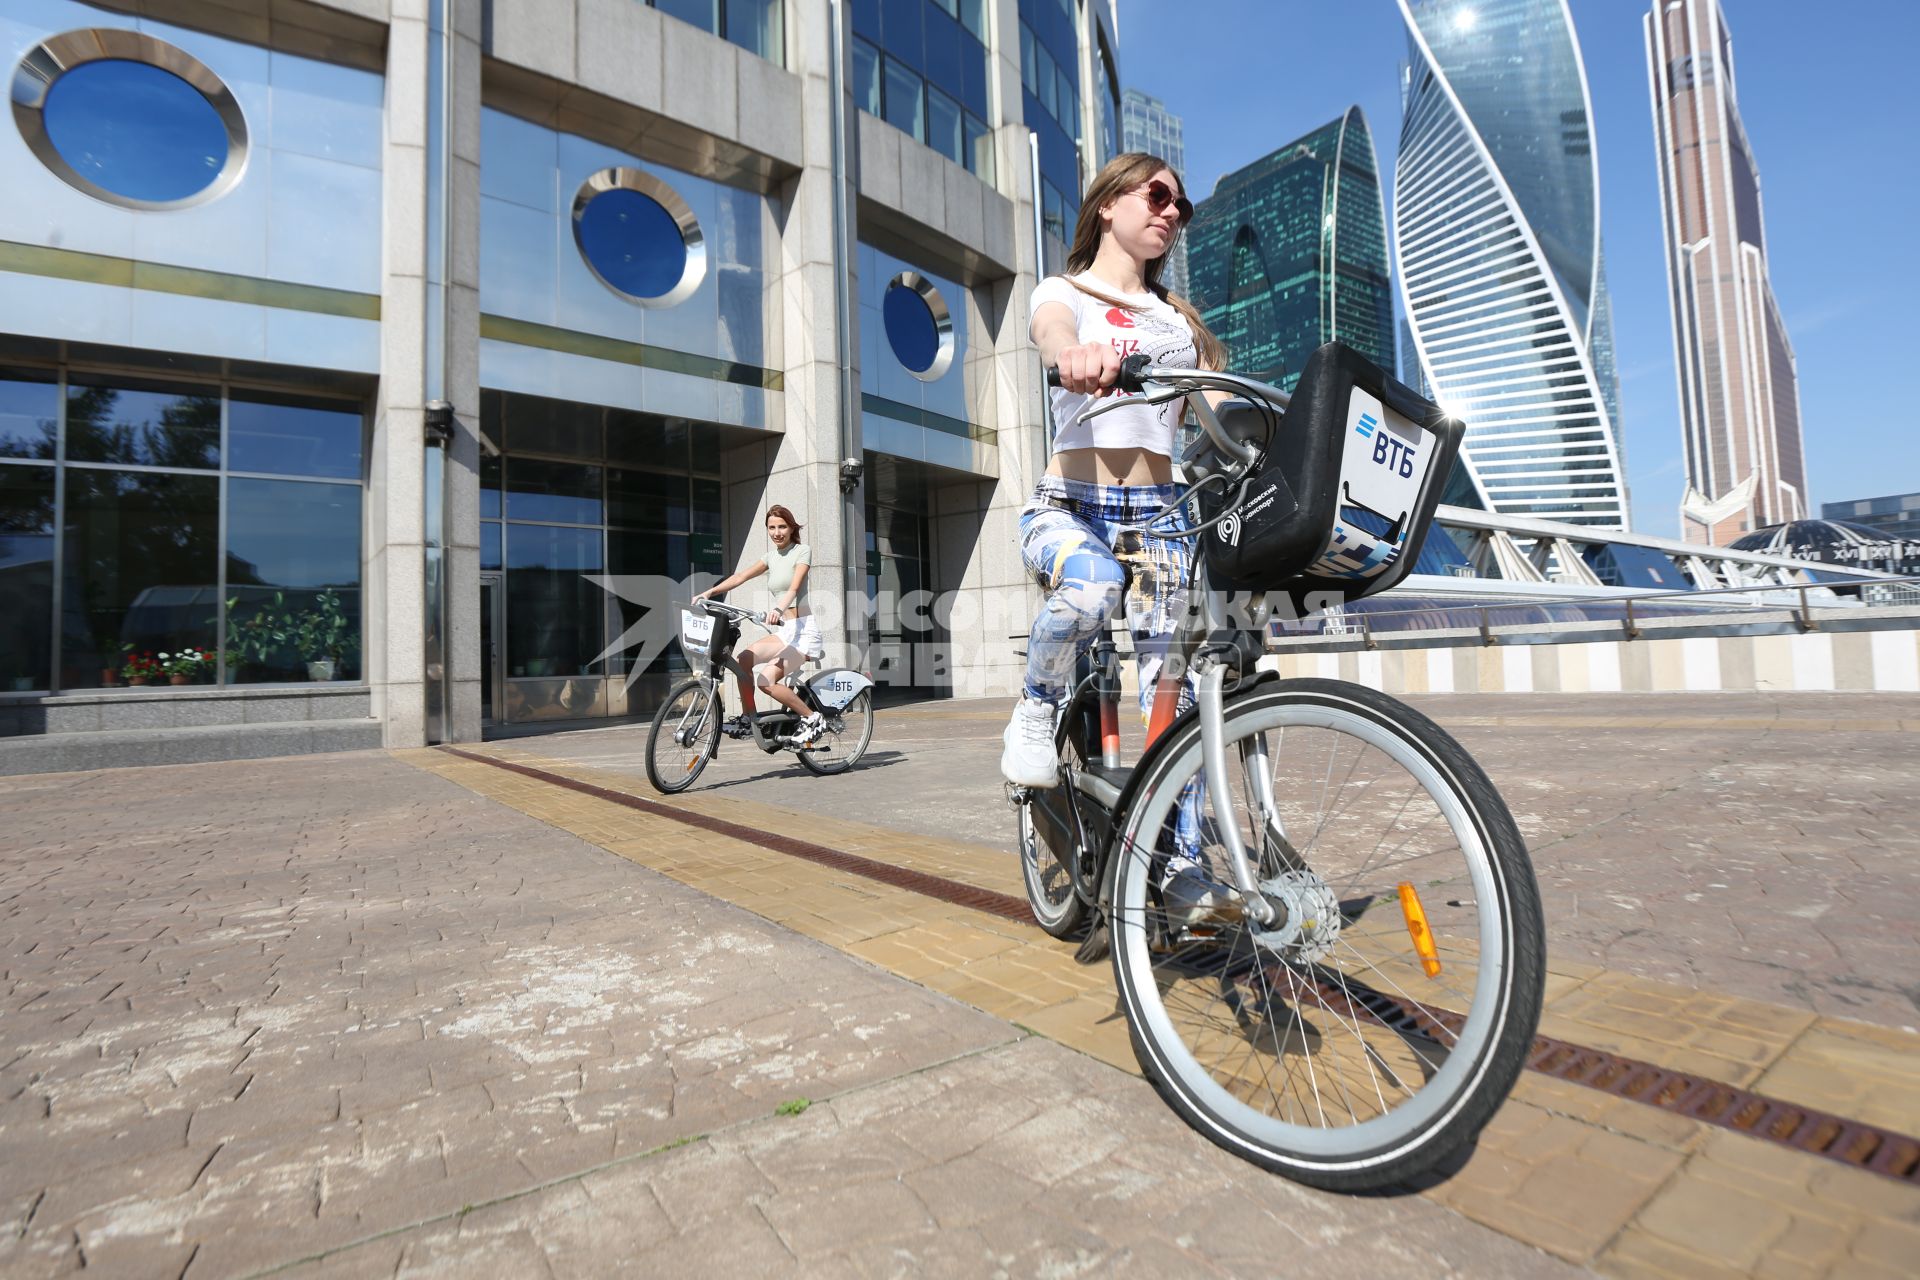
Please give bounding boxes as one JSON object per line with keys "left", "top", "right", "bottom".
{"left": 0, "top": 751, "right": 1020, "bottom": 1277}
{"left": 1753, "top": 1017, "right": 1920, "bottom": 1135}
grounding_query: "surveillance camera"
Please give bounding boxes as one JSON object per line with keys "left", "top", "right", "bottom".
{"left": 838, "top": 457, "right": 864, "bottom": 493}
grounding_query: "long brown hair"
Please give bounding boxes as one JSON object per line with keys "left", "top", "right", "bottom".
{"left": 765, "top": 504, "right": 802, "bottom": 541}
{"left": 1065, "top": 152, "right": 1226, "bottom": 371}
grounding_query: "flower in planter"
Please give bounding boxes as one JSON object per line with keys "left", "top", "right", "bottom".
{"left": 120, "top": 647, "right": 164, "bottom": 683}
{"left": 160, "top": 649, "right": 213, "bottom": 680}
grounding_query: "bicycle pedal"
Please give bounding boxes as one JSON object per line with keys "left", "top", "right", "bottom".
{"left": 1071, "top": 922, "right": 1110, "bottom": 965}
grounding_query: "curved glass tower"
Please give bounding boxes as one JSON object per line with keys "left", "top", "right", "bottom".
{"left": 1395, "top": 0, "right": 1628, "bottom": 528}
{"left": 1188, "top": 107, "right": 1394, "bottom": 390}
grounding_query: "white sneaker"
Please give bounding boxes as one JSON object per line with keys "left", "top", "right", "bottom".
{"left": 793, "top": 713, "right": 827, "bottom": 747}
{"left": 1000, "top": 696, "right": 1061, "bottom": 788}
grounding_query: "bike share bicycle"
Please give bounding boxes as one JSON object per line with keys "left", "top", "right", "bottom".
{"left": 1010, "top": 342, "right": 1545, "bottom": 1191}
{"left": 644, "top": 598, "right": 875, "bottom": 793}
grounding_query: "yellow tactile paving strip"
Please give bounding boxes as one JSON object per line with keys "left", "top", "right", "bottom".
{"left": 399, "top": 745, "right": 1920, "bottom": 1277}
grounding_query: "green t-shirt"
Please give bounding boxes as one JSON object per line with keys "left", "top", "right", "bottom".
{"left": 766, "top": 542, "right": 810, "bottom": 607}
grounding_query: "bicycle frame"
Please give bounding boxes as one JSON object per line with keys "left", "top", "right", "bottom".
{"left": 679, "top": 603, "right": 815, "bottom": 757}
{"left": 1023, "top": 362, "right": 1300, "bottom": 928}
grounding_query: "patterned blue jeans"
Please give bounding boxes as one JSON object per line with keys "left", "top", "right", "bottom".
{"left": 1018, "top": 477, "right": 1204, "bottom": 865}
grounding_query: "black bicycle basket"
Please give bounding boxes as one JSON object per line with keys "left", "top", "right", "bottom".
{"left": 1196, "top": 341, "right": 1463, "bottom": 606}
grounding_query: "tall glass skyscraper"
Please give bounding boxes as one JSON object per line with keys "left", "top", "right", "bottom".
{"left": 1646, "top": 0, "right": 1806, "bottom": 545}
{"left": 1186, "top": 108, "right": 1394, "bottom": 390}
{"left": 1120, "top": 89, "right": 1190, "bottom": 295}
{"left": 1395, "top": 0, "right": 1629, "bottom": 528}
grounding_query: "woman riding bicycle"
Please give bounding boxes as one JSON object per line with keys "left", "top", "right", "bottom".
{"left": 694, "top": 504, "right": 827, "bottom": 746}
{"left": 1003, "top": 152, "right": 1230, "bottom": 909}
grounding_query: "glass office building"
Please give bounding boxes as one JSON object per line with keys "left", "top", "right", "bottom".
{"left": 1647, "top": 0, "right": 1805, "bottom": 544}
{"left": 1186, "top": 108, "right": 1395, "bottom": 391}
{"left": 1119, "top": 89, "right": 1189, "bottom": 295}
{"left": 1395, "top": 0, "right": 1629, "bottom": 529}
{"left": 0, "top": 0, "right": 1116, "bottom": 767}
{"left": 1019, "top": 0, "right": 1120, "bottom": 271}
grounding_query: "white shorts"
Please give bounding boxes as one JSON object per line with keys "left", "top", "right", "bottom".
{"left": 775, "top": 615, "right": 824, "bottom": 661}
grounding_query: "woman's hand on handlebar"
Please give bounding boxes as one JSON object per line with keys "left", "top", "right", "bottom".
{"left": 1055, "top": 342, "right": 1121, "bottom": 396}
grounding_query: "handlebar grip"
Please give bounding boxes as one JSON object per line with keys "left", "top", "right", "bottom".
{"left": 1044, "top": 352, "right": 1152, "bottom": 395}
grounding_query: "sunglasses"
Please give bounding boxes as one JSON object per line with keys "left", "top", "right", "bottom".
{"left": 1135, "top": 180, "right": 1194, "bottom": 226}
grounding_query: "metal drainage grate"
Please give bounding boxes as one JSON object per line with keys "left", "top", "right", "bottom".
{"left": 1525, "top": 1035, "right": 1920, "bottom": 1186}
{"left": 447, "top": 747, "right": 1920, "bottom": 1187}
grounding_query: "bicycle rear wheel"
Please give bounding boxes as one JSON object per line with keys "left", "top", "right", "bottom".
{"left": 645, "top": 679, "right": 721, "bottom": 794}
{"left": 798, "top": 690, "right": 874, "bottom": 775}
{"left": 1016, "top": 696, "right": 1094, "bottom": 938}
{"left": 1109, "top": 678, "right": 1543, "bottom": 1190}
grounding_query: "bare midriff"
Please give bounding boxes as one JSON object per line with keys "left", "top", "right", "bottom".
{"left": 1046, "top": 445, "right": 1174, "bottom": 487}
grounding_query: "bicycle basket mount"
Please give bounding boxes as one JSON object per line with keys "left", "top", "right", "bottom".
{"left": 1197, "top": 341, "right": 1464, "bottom": 605}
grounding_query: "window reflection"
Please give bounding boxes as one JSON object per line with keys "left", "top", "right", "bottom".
{"left": 225, "top": 479, "right": 363, "bottom": 683}
{"left": 507, "top": 524, "right": 604, "bottom": 677}
{"left": 0, "top": 466, "right": 55, "bottom": 691}
{"left": 507, "top": 458, "right": 604, "bottom": 525}
{"left": 60, "top": 469, "right": 220, "bottom": 689}
{"left": 229, "top": 390, "right": 363, "bottom": 479}
{"left": 883, "top": 56, "right": 924, "bottom": 141}
{"left": 42, "top": 59, "right": 229, "bottom": 204}
{"left": 66, "top": 376, "right": 221, "bottom": 470}
{"left": 0, "top": 369, "right": 59, "bottom": 461}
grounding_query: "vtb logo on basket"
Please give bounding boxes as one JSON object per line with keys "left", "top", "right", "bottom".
{"left": 1358, "top": 411, "right": 1417, "bottom": 479}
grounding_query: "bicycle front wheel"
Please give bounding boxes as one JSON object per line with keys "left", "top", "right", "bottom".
{"left": 798, "top": 690, "right": 874, "bottom": 775}
{"left": 645, "top": 678, "right": 721, "bottom": 793}
{"left": 1109, "top": 678, "right": 1543, "bottom": 1191}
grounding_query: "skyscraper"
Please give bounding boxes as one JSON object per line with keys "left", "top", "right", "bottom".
{"left": 1186, "top": 107, "right": 1395, "bottom": 390}
{"left": 1646, "top": 0, "right": 1806, "bottom": 544}
{"left": 1120, "top": 89, "right": 1190, "bottom": 294}
{"left": 1395, "top": 0, "right": 1629, "bottom": 528}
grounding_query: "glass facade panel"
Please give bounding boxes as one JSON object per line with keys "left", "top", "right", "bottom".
{"left": 926, "top": 87, "right": 963, "bottom": 167}
{"left": 228, "top": 390, "right": 363, "bottom": 479}
{"left": 481, "top": 519, "right": 502, "bottom": 570}
{"left": 609, "top": 466, "right": 688, "bottom": 532}
{"left": 506, "top": 458, "right": 604, "bottom": 525}
{"left": 60, "top": 469, "right": 220, "bottom": 689}
{"left": 655, "top": 0, "right": 720, "bottom": 35}
{"left": 0, "top": 465, "right": 55, "bottom": 691}
{"left": 964, "top": 113, "right": 994, "bottom": 186}
{"left": 42, "top": 59, "right": 229, "bottom": 204}
{"left": 883, "top": 56, "right": 924, "bottom": 141}
{"left": 506, "top": 524, "right": 604, "bottom": 677}
{"left": 66, "top": 376, "right": 221, "bottom": 470}
{"left": 0, "top": 368, "right": 58, "bottom": 461}
{"left": 852, "top": 37, "right": 882, "bottom": 115}
{"left": 724, "top": 0, "right": 784, "bottom": 61}
{"left": 226, "top": 478, "right": 363, "bottom": 682}
{"left": 608, "top": 528, "right": 689, "bottom": 675}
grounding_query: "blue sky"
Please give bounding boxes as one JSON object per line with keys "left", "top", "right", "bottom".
{"left": 1116, "top": 0, "right": 1920, "bottom": 537}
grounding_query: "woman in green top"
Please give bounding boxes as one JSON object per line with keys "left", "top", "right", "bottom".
{"left": 693, "top": 504, "right": 828, "bottom": 744}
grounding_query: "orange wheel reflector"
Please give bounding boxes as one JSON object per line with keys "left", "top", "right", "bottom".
{"left": 1397, "top": 881, "right": 1443, "bottom": 979}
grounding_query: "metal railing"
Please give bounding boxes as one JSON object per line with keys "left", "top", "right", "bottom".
{"left": 1273, "top": 574, "right": 1920, "bottom": 652}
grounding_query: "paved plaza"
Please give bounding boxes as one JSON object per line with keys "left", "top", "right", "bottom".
{"left": 2, "top": 691, "right": 1918, "bottom": 1277}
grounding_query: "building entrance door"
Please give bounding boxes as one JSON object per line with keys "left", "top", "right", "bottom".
{"left": 479, "top": 572, "right": 504, "bottom": 725}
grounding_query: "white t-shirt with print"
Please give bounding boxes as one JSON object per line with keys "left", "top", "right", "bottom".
{"left": 1030, "top": 272, "right": 1199, "bottom": 456}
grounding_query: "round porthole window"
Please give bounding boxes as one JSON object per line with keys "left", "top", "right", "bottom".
{"left": 571, "top": 168, "right": 706, "bottom": 307}
{"left": 883, "top": 273, "right": 954, "bottom": 382}
{"left": 11, "top": 29, "right": 248, "bottom": 210}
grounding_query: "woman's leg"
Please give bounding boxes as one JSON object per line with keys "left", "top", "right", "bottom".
{"left": 753, "top": 647, "right": 814, "bottom": 718}
{"left": 1018, "top": 505, "right": 1127, "bottom": 704}
{"left": 734, "top": 635, "right": 785, "bottom": 712}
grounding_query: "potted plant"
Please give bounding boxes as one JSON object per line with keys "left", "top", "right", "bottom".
{"left": 294, "top": 589, "right": 355, "bottom": 681}
{"left": 120, "top": 647, "right": 163, "bottom": 686}
{"left": 160, "top": 649, "right": 212, "bottom": 685}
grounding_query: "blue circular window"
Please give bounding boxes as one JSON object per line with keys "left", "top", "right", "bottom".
{"left": 11, "top": 31, "right": 248, "bottom": 210}
{"left": 571, "top": 169, "right": 706, "bottom": 307}
{"left": 883, "top": 273, "right": 954, "bottom": 381}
